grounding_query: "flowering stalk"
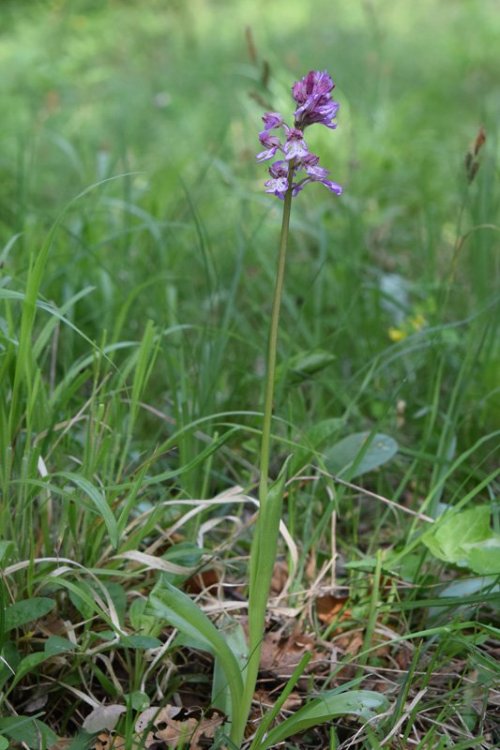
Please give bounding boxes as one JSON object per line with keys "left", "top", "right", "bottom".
{"left": 236, "top": 70, "right": 342, "bottom": 745}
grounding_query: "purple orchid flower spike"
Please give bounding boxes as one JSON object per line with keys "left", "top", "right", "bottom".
{"left": 292, "top": 70, "right": 339, "bottom": 129}
{"left": 257, "top": 70, "right": 342, "bottom": 199}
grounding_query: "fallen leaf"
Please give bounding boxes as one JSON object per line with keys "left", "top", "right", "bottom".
{"left": 304, "top": 551, "right": 317, "bottom": 582}
{"left": 270, "top": 560, "right": 288, "bottom": 595}
{"left": 184, "top": 568, "right": 220, "bottom": 594}
{"left": 83, "top": 705, "right": 127, "bottom": 733}
{"left": 260, "top": 628, "right": 319, "bottom": 678}
{"left": 91, "top": 733, "right": 126, "bottom": 750}
{"left": 135, "top": 705, "right": 223, "bottom": 749}
{"left": 335, "top": 630, "right": 364, "bottom": 656}
{"left": 315, "top": 594, "right": 349, "bottom": 625}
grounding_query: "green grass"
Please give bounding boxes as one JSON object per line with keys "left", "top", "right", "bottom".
{"left": 0, "top": 0, "right": 499, "bottom": 747}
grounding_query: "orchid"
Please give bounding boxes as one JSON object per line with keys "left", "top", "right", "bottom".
{"left": 257, "top": 69, "right": 342, "bottom": 199}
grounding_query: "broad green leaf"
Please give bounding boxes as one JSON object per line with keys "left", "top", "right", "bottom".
{"left": 44, "top": 636, "right": 76, "bottom": 657}
{"left": 119, "top": 635, "right": 162, "bottom": 649}
{"left": 148, "top": 583, "right": 243, "bottom": 722}
{"left": 422, "top": 506, "right": 491, "bottom": 565}
{"left": 438, "top": 576, "right": 500, "bottom": 600}
{"left": 0, "top": 736, "right": 9, "bottom": 750}
{"left": 248, "top": 458, "right": 290, "bottom": 642}
{"left": 10, "top": 652, "right": 49, "bottom": 687}
{"left": 128, "top": 691, "right": 150, "bottom": 710}
{"left": 4, "top": 597, "right": 55, "bottom": 632}
{"left": 259, "top": 690, "right": 388, "bottom": 748}
{"left": 129, "top": 598, "right": 162, "bottom": 637}
{"left": 0, "top": 716, "right": 58, "bottom": 748}
{"left": 277, "top": 349, "right": 336, "bottom": 383}
{"left": 58, "top": 472, "right": 119, "bottom": 548}
{"left": 324, "top": 432, "right": 398, "bottom": 478}
{"left": 212, "top": 617, "right": 248, "bottom": 715}
{"left": 68, "top": 582, "right": 98, "bottom": 620}
{"left": 464, "top": 537, "right": 500, "bottom": 575}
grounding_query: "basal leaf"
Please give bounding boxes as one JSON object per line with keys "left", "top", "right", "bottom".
{"left": 464, "top": 536, "right": 500, "bottom": 575}
{"left": 259, "top": 689, "right": 388, "bottom": 748}
{"left": 148, "top": 583, "right": 243, "bottom": 722}
{"left": 4, "top": 597, "right": 55, "bottom": 632}
{"left": 10, "top": 652, "right": 49, "bottom": 687}
{"left": 44, "top": 635, "right": 76, "bottom": 657}
{"left": 324, "top": 432, "right": 398, "bottom": 478}
{"left": 277, "top": 349, "right": 336, "bottom": 383}
{"left": 0, "top": 716, "right": 58, "bottom": 748}
{"left": 119, "top": 635, "right": 162, "bottom": 649}
{"left": 422, "top": 506, "right": 491, "bottom": 565}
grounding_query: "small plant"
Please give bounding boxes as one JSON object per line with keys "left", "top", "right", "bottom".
{"left": 243, "top": 68, "right": 343, "bottom": 736}
{"left": 150, "top": 70, "right": 387, "bottom": 748}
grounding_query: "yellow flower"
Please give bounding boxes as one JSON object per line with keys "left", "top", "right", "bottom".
{"left": 388, "top": 327, "right": 407, "bottom": 342}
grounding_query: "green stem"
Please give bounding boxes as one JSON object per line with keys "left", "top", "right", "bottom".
{"left": 258, "top": 183, "right": 293, "bottom": 507}
{"left": 233, "top": 178, "right": 294, "bottom": 746}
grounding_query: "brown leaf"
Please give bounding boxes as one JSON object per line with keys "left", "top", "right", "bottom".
{"left": 260, "top": 628, "right": 318, "bottom": 677}
{"left": 188, "top": 713, "right": 223, "bottom": 747}
{"left": 335, "top": 630, "right": 364, "bottom": 656}
{"left": 153, "top": 715, "right": 198, "bottom": 747}
{"left": 184, "top": 568, "right": 220, "bottom": 594}
{"left": 91, "top": 733, "right": 126, "bottom": 750}
{"left": 135, "top": 705, "right": 223, "bottom": 749}
{"left": 270, "top": 560, "right": 288, "bottom": 595}
{"left": 304, "top": 552, "right": 317, "bottom": 582}
{"left": 315, "top": 594, "right": 349, "bottom": 625}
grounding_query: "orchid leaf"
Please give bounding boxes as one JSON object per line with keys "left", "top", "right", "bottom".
{"left": 324, "top": 432, "right": 398, "bottom": 478}
{"left": 148, "top": 583, "right": 244, "bottom": 724}
{"left": 257, "top": 689, "right": 388, "bottom": 748}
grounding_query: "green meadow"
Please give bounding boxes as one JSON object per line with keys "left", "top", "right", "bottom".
{"left": 0, "top": 0, "right": 499, "bottom": 747}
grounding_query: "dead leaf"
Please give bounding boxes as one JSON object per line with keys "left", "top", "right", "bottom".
{"left": 186, "top": 713, "right": 223, "bottom": 748}
{"left": 184, "top": 568, "right": 220, "bottom": 594}
{"left": 36, "top": 613, "right": 70, "bottom": 638}
{"left": 83, "top": 704, "right": 127, "bottom": 733}
{"left": 91, "top": 733, "right": 126, "bottom": 750}
{"left": 260, "top": 628, "right": 319, "bottom": 678}
{"left": 335, "top": 630, "right": 364, "bottom": 656}
{"left": 24, "top": 689, "right": 48, "bottom": 713}
{"left": 304, "top": 551, "right": 317, "bottom": 582}
{"left": 135, "top": 705, "right": 223, "bottom": 749}
{"left": 270, "top": 560, "right": 288, "bottom": 595}
{"left": 315, "top": 594, "right": 349, "bottom": 625}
